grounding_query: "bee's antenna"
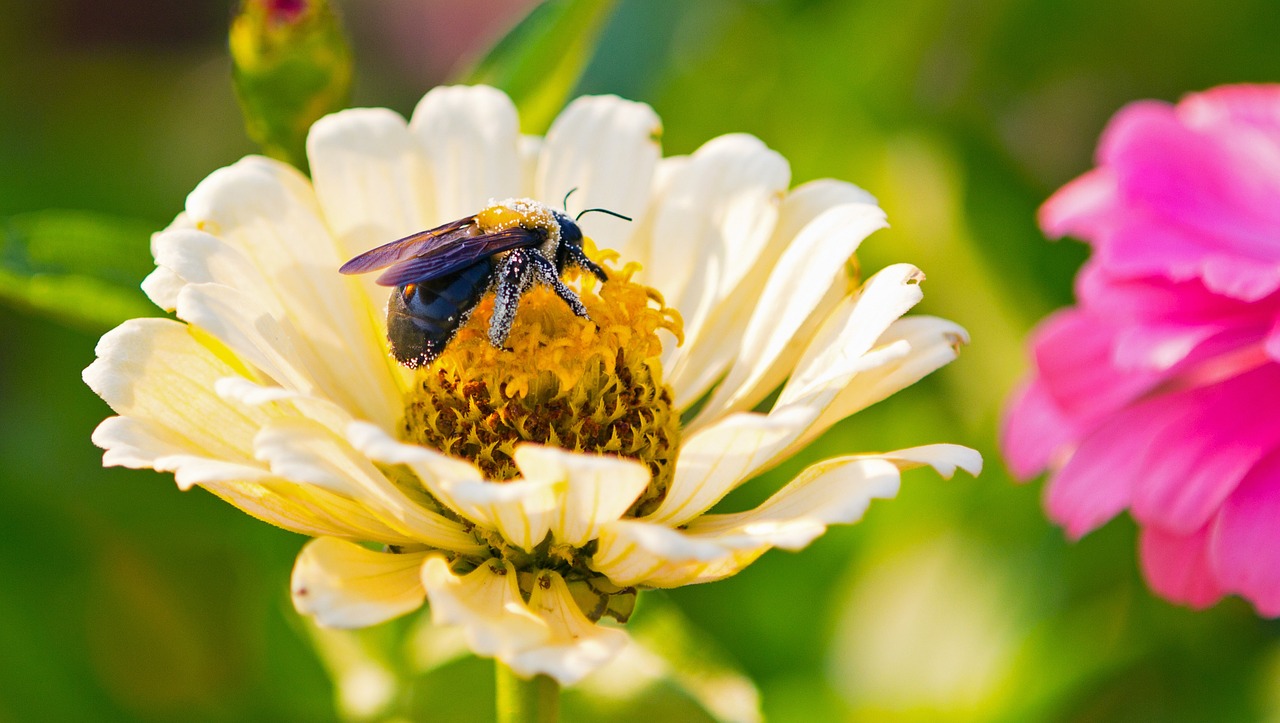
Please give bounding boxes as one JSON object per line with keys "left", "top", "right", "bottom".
{"left": 575, "top": 208, "right": 633, "bottom": 223}
{"left": 562, "top": 188, "right": 579, "bottom": 213}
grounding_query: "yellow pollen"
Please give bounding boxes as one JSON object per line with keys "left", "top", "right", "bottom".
{"left": 399, "top": 244, "right": 684, "bottom": 519}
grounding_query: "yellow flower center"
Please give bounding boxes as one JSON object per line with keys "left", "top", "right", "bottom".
{"left": 399, "top": 247, "right": 684, "bottom": 518}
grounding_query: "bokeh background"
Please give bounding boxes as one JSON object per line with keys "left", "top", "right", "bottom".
{"left": 3, "top": 0, "right": 1280, "bottom": 720}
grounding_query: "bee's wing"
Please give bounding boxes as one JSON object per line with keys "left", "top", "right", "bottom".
{"left": 338, "top": 217, "right": 477, "bottom": 275}
{"left": 373, "top": 228, "right": 542, "bottom": 287}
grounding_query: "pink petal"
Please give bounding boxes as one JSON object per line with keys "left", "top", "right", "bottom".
{"left": 1178, "top": 84, "right": 1280, "bottom": 149}
{"left": 1030, "top": 309, "right": 1160, "bottom": 422}
{"left": 1040, "top": 168, "right": 1119, "bottom": 241}
{"left": 1209, "top": 449, "right": 1280, "bottom": 617}
{"left": 1129, "top": 365, "right": 1280, "bottom": 533}
{"left": 1101, "top": 101, "right": 1280, "bottom": 261}
{"left": 1044, "top": 390, "right": 1185, "bottom": 538}
{"left": 1001, "top": 379, "right": 1077, "bottom": 480}
{"left": 1139, "top": 525, "right": 1225, "bottom": 609}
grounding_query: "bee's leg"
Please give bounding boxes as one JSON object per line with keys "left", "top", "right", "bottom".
{"left": 530, "top": 253, "right": 591, "bottom": 320}
{"left": 560, "top": 242, "right": 608, "bottom": 282}
{"left": 489, "top": 249, "right": 535, "bottom": 350}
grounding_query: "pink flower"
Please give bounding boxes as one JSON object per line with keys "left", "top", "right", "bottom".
{"left": 1003, "top": 85, "right": 1280, "bottom": 615}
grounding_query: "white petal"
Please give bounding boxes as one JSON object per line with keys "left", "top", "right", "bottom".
{"left": 409, "top": 85, "right": 521, "bottom": 223}
{"left": 778, "top": 263, "right": 926, "bottom": 407}
{"left": 692, "top": 197, "right": 889, "bottom": 424}
{"left": 84, "top": 318, "right": 269, "bottom": 465}
{"left": 513, "top": 445, "right": 650, "bottom": 547}
{"left": 591, "top": 518, "right": 736, "bottom": 585}
{"left": 645, "top": 407, "right": 815, "bottom": 526}
{"left": 518, "top": 135, "right": 542, "bottom": 196}
{"left": 176, "top": 283, "right": 316, "bottom": 395}
{"left": 794, "top": 315, "right": 969, "bottom": 451}
{"left": 655, "top": 135, "right": 790, "bottom": 399}
{"left": 307, "top": 107, "right": 437, "bottom": 261}
{"left": 346, "top": 421, "right": 556, "bottom": 549}
{"left": 184, "top": 156, "right": 403, "bottom": 428}
{"left": 601, "top": 450, "right": 979, "bottom": 589}
{"left": 91, "top": 416, "right": 271, "bottom": 490}
{"left": 421, "top": 557, "right": 550, "bottom": 657}
{"left": 536, "top": 95, "right": 662, "bottom": 251}
{"left": 506, "top": 571, "right": 629, "bottom": 685}
{"left": 205, "top": 479, "right": 429, "bottom": 544}
{"left": 621, "top": 155, "right": 688, "bottom": 281}
{"left": 651, "top": 265, "right": 937, "bottom": 526}
{"left": 292, "top": 537, "right": 429, "bottom": 628}
{"left": 149, "top": 229, "right": 279, "bottom": 315}
{"left": 254, "top": 418, "right": 481, "bottom": 553}
{"left": 141, "top": 267, "right": 185, "bottom": 311}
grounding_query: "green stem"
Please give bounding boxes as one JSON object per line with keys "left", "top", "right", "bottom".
{"left": 495, "top": 661, "right": 559, "bottom": 723}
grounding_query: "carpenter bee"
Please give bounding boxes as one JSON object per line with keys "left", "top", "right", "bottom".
{"left": 339, "top": 197, "right": 627, "bottom": 368}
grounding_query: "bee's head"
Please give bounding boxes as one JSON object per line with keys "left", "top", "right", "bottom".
{"left": 552, "top": 210, "right": 584, "bottom": 248}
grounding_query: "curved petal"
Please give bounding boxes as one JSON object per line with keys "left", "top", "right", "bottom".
{"left": 292, "top": 537, "right": 430, "bottom": 628}
{"left": 505, "top": 571, "right": 629, "bottom": 685}
{"left": 1210, "top": 449, "right": 1280, "bottom": 616}
{"left": 420, "top": 557, "right": 550, "bottom": 658}
{"left": 513, "top": 445, "right": 650, "bottom": 547}
{"left": 205, "top": 479, "right": 428, "bottom": 544}
{"left": 652, "top": 134, "right": 790, "bottom": 391}
{"left": 308, "top": 107, "right": 438, "bottom": 260}
{"left": 409, "top": 85, "right": 521, "bottom": 223}
{"left": 255, "top": 418, "right": 481, "bottom": 553}
{"left": 535, "top": 95, "right": 662, "bottom": 252}
{"left": 146, "top": 228, "right": 277, "bottom": 314}
{"left": 91, "top": 415, "right": 271, "bottom": 490}
{"left": 84, "top": 318, "right": 269, "bottom": 469}
{"left": 598, "top": 449, "right": 978, "bottom": 589}
{"left": 692, "top": 197, "right": 889, "bottom": 421}
{"left": 1139, "top": 525, "right": 1225, "bottom": 610}
{"left": 184, "top": 156, "right": 402, "bottom": 427}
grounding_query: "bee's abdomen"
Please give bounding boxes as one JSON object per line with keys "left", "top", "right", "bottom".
{"left": 386, "top": 259, "right": 494, "bottom": 367}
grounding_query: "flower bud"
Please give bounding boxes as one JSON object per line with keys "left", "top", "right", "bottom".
{"left": 230, "top": 0, "right": 353, "bottom": 168}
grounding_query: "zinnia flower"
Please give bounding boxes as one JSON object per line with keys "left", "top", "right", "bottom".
{"left": 1003, "top": 85, "right": 1280, "bottom": 614}
{"left": 85, "top": 85, "right": 979, "bottom": 683}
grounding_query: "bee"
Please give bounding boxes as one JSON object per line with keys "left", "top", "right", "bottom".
{"left": 339, "top": 197, "right": 628, "bottom": 368}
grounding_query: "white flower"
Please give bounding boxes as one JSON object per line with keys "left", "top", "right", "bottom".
{"left": 84, "top": 85, "right": 980, "bottom": 685}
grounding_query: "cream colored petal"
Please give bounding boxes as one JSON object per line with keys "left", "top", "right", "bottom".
{"left": 421, "top": 557, "right": 550, "bottom": 657}
{"left": 141, "top": 267, "right": 185, "bottom": 312}
{"left": 691, "top": 198, "right": 889, "bottom": 424}
{"left": 660, "top": 181, "right": 878, "bottom": 413}
{"left": 147, "top": 228, "right": 278, "bottom": 315}
{"left": 409, "top": 85, "right": 521, "bottom": 223}
{"left": 650, "top": 265, "right": 935, "bottom": 526}
{"left": 346, "top": 421, "right": 556, "bottom": 550}
{"left": 308, "top": 107, "right": 437, "bottom": 260}
{"left": 205, "top": 479, "right": 427, "bottom": 544}
{"left": 513, "top": 445, "right": 650, "bottom": 547}
{"left": 602, "top": 449, "right": 979, "bottom": 589}
{"left": 292, "top": 537, "right": 430, "bottom": 628}
{"left": 590, "top": 518, "right": 736, "bottom": 585}
{"left": 254, "top": 418, "right": 481, "bottom": 553}
{"left": 793, "top": 316, "right": 969, "bottom": 451}
{"left": 506, "top": 571, "right": 629, "bottom": 685}
{"left": 84, "top": 318, "right": 269, "bottom": 466}
{"left": 645, "top": 407, "right": 814, "bottom": 527}
{"left": 214, "top": 376, "right": 355, "bottom": 440}
{"left": 91, "top": 416, "right": 271, "bottom": 490}
{"left": 176, "top": 283, "right": 317, "bottom": 395}
{"left": 518, "top": 135, "right": 542, "bottom": 196}
{"left": 184, "top": 156, "right": 402, "bottom": 428}
{"left": 654, "top": 135, "right": 790, "bottom": 395}
{"left": 536, "top": 95, "right": 662, "bottom": 252}
{"left": 621, "top": 155, "right": 688, "bottom": 282}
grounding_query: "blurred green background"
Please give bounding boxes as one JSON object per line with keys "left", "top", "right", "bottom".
{"left": 3, "top": 0, "right": 1280, "bottom": 720}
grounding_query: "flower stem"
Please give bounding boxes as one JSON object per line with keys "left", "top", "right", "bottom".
{"left": 495, "top": 661, "right": 559, "bottom": 723}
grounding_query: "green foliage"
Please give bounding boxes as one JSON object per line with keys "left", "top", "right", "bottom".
{"left": 463, "top": 0, "right": 619, "bottom": 134}
{"left": 0, "top": 211, "right": 157, "bottom": 330}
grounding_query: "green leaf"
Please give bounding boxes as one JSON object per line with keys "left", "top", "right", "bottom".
{"left": 0, "top": 210, "right": 157, "bottom": 330}
{"left": 463, "top": 0, "right": 620, "bottom": 134}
